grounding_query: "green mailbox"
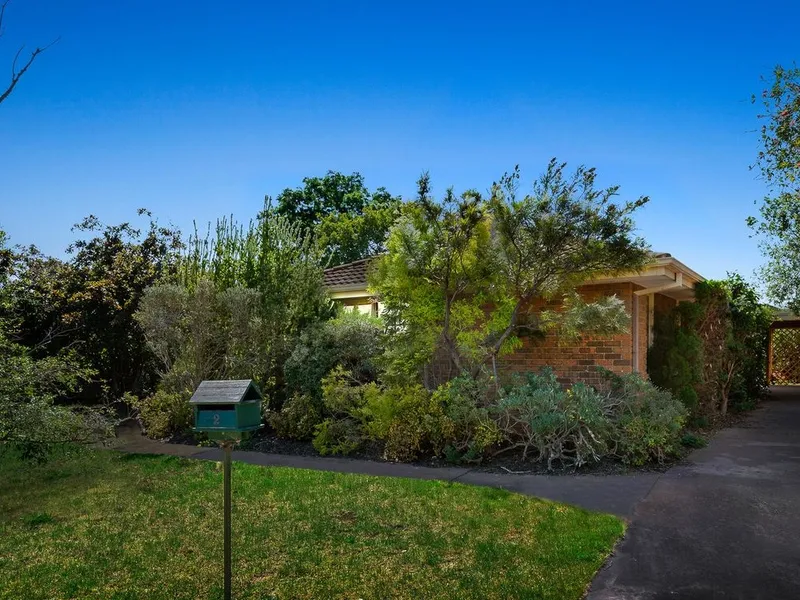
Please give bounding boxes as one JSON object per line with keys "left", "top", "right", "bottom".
{"left": 190, "top": 379, "right": 263, "bottom": 441}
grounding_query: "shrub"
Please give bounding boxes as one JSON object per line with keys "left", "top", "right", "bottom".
{"left": 312, "top": 418, "right": 363, "bottom": 456}
{"left": 495, "top": 369, "right": 613, "bottom": 469}
{"left": 0, "top": 326, "right": 112, "bottom": 462}
{"left": 321, "top": 366, "right": 378, "bottom": 416}
{"left": 267, "top": 393, "right": 321, "bottom": 440}
{"left": 354, "top": 382, "right": 452, "bottom": 461}
{"left": 648, "top": 307, "right": 703, "bottom": 414}
{"left": 433, "top": 376, "right": 499, "bottom": 462}
{"left": 600, "top": 369, "right": 686, "bottom": 465}
{"left": 128, "top": 390, "right": 192, "bottom": 439}
{"left": 681, "top": 431, "right": 707, "bottom": 449}
{"left": 285, "top": 312, "right": 383, "bottom": 400}
{"left": 647, "top": 275, "right": 771, "bottom": 418}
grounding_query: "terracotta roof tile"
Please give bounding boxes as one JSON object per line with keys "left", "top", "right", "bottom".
{"left": 323, "top": 257, "right": 373, "bottom": 288}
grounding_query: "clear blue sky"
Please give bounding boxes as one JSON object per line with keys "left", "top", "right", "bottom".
{"left": 1, "top": 0, "right": 798, "bottom": 286}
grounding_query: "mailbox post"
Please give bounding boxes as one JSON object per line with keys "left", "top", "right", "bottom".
{"left": 190, "top": 380, "right": 263, "bottom": 600}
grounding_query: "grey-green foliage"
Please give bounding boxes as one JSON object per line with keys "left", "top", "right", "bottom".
{"left": 175, "top": 206, "right": 332, "bottom": 402}
{"left": 540, "top": 293, "right": 630, "bottom": 340}
{"left": 494, "top": 368, "right": 686, "bottom": 469}
{"left": 178, "top": 206, "right": 330, "bottom": 326}
{"left": 284, "top": 311, "right": 384, "bottom": 400}
{"left": 600, "top": 369, "right": 686, "bottom": 465}
{"left": 133, "top": 281, "right": 270, "bottom": 436}
{"left": 495, "top": 369, "right": 614, "bottom": 469}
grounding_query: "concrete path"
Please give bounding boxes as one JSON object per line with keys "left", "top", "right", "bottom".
{"left": 588, "top": 387, "right": 800, "bottom": 600}
{"left": 115, "top": 422, "right": 659, "bottom": 518}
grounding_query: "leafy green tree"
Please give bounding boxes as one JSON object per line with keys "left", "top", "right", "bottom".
{"left": 274, "top": 171, "right": 402, "bottom": 264}
{"left": 750, "top": 64, "right": 800, "bottom": 312}
{"left": 0, "top": 242, "right": 74, "bottom": 353}
{"left": 0, "top": 215, "right": 181, "bottom": 400}
{"left": 648, "top": 274, "right": 772, "bottom": 417}
{"left": 488, "top": 161, "right": 650, "bottom": 373}
{"left": 63, "top": 211, "right": 183, "bottom": 398}
{"left": 372, "top": 174, "right": 503, "bottom": 386}
{"left": 373, "top": 161, "right": 651, "bottom": 387}
{"left": 720, "top": 274, "right": 773, "bottom": 412}
{"left": 0, "top": 328, "right": 111, "bottom": 460}
{"left": 0, "top": 230, "right": 111, "bottom": 459}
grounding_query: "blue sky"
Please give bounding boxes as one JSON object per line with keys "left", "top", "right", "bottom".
{"left": 1, "top": 0, "right": 798, "bottom": 287}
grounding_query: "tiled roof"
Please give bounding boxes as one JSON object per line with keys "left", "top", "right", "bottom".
{"left": 323, "top": 257, "right": 373, "bottom": 288}
{"left": 323, "top": 252, "right": 679, "bottom": 290}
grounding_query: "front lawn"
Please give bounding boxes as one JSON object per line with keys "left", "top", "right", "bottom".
{"left": 0, "top": 449, "right": 623, "bottom": 599}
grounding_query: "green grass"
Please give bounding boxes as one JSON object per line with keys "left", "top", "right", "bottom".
{"left": 0, "top": 448, "right": 623, "bottom": 599}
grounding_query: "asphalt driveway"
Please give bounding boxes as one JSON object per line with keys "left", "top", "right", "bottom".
{"left": 588, "top": 387, "right": 800, "bottom": 600}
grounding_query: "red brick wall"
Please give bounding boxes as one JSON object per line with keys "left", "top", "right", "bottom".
{"left": 498, "top": 283, "right": 637, "bottom": 387}
{"left": 336, "top": 285, "right": 683, "bottom": 388}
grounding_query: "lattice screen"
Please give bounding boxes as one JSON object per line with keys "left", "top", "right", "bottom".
{"left": 771, "top": 326, "right": 800, "bottom": 385}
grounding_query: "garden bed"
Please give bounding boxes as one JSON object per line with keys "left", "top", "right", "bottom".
{"left": 167, "top": 426, "right": 686, "bottom": 477}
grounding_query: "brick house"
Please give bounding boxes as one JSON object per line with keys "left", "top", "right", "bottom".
{"left": 323, "top": 253, "right": 703, "bottom": 385}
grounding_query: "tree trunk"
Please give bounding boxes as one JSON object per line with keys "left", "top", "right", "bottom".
{"left": 490, "top": 298, "right": 524, "bottom": 387}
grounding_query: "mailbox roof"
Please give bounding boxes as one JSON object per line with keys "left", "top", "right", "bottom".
{"left": 189, "top": 379, "right": 263, "bottom": 404}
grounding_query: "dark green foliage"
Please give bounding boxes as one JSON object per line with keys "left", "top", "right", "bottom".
{"left": 0, "top": 324, "right": 112, "bottom": 461}
{"left": 648, "top": 306, "right": 704, "bottom": 413}
{"left": 0, "top": 230, "right": 114, "bottom": 461}
{"left": 432, "top": 376, "right": 500, "bottom": 462}
{"left": 0, "top": 213, "right": 182, "bottom": 400}
{"left": 268, "top": 393, "right": 322, "bottom": 440}
{"left": 284, "top": 311, "right": 384, "bottom": 400}
{"left": 724, "top": 274, "right": 773, "bottom": 410}
{"left": 274, "top": 171, "right": 403, "bottom": 265}
{"left": 681, "top": 432, "right": 708, "bottom": 449}
{"left": 312, "top": 418, "right": 363, "bottom": 456}
{"left": 648, "top": 275, "right": 771, "bottom": 417}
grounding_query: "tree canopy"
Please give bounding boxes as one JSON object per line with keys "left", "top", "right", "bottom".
{"left": 274, "top": 171, "right": 402, "bottom": 265}
{"left": 372, "top": 160, "right": 651, "bottom": 388}
{"left": 750, "top": 64, "right": 800, "bottom": 312}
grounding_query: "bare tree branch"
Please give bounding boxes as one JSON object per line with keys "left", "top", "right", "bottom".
{"left": 0, "top": 0, "right": 58, "bottom": 106}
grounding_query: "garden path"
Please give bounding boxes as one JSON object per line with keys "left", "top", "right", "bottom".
{"left": 115, "top": 423, "right": 659, "bottom": 518}
{"left": 589, "top": 387, "right": 800, "bottom": 599}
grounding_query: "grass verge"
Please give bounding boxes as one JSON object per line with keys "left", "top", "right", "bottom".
{"left": 0, "top": 447, "right": 623, "bottom": 599}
